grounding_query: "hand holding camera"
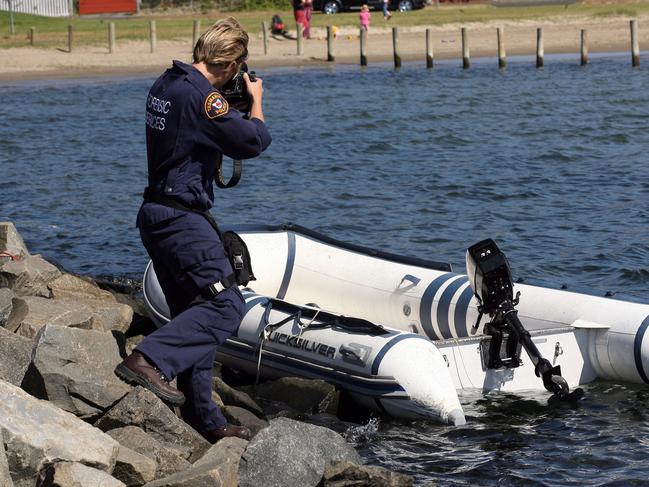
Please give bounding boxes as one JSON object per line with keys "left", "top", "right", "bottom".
{"left": 220, "top": 63, "right": 263, "bottom": 120}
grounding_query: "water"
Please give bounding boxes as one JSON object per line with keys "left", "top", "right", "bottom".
{"left": 2, "top": 54, "right": 649, "bottom": 485}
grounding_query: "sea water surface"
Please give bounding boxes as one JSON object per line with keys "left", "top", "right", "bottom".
{"left": 2, "top": 54, "right": 649, "bottom": 485}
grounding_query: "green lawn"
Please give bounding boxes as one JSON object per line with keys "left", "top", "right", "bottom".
{"left": 1, "top": 1, "right": 648, "bottom": 49}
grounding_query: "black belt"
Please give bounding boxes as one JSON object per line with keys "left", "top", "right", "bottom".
{"left": 142, "top": 187, "right": 236, "bottom": 298}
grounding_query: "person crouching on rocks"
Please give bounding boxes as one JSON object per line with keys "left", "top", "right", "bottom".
{"left": 114, "top": 17, "right": 271, "bottom": 443}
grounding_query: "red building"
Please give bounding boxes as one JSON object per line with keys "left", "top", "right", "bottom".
{"left": 79, "top": 0, "right": 138, "bottom": 15}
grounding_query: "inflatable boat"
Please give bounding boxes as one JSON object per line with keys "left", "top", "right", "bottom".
{"left": 143, "top": 223, "right": 649, "bottom": 425}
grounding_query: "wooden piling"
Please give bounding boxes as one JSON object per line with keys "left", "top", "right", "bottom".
{"left": 68, "top": 24, "right": 73, "bottom": 53}
{"left": 150, "top": 20, "right": 157, "bottom": 53}
{"left": 536, "top": 27, "right": 544, "bottom": 68}
{"left": 631, "top": 20, "right": 640, "bottom": 67}
{"left": 297, "top": 24, "right": 304, "bottom": 55}
{"left": 426, "top": 28, "right": 433, "bottom": 69}
{"left": 497, "top": 27, "right": 506, "bottom": 69}
{"left": 108, "top": 22, "right": 115, "bottom": 54}
{"left": 360, "top": 28, "right": 367, "bottom": 66}
{"left": 262, "top": 21, "right": 269, "bottom": 55}
{"left": 327, "top": 25, "right": 335, "bottom": 62}
{"left": 192, "top": 20, "right": 201, "bottom": 49}
{"left": 461, "top": 27, "right": 470, "bottom": 69}
{"left": 580, "top": 29, "right": 588, "bottom": 66}
{"left": 393, "top": 27, "right": 401, "bottom": 69}
{"left": 29, "top": 27, "right": 35, "bottom": 46}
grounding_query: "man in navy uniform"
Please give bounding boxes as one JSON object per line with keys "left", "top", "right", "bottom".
{"left": 115, "top": 17, "right": 271, "bottom": 442}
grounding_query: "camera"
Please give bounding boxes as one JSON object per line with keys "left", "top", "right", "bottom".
{"left": 220, "top": 63, "right": 257, "bottom": 114}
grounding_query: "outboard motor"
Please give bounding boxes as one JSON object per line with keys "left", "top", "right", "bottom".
{"left": 466, "top": 239, "right": 584, "bottom": 402}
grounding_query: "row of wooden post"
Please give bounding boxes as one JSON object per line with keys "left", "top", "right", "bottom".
{"left": 24, "top": 19, "right": 642, "bottom": 68}
{"left": 259, "top": 20, "right": 641, "bottom": 69}
{"left": 24, "top": 19, "right": 199, "bottom": 54}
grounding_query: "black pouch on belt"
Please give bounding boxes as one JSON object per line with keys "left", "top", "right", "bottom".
{"left": 142, "top": 187, "right": 255, "bottom": 288}
{"left": 221, "top": 230, "right": 256, "bottom": 287}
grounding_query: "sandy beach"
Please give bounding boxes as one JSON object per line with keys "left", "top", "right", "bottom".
{"left": 0, "top": 15, "right": 645, "bottom": 81}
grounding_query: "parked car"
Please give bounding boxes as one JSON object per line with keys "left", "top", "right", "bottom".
{"left": 314, "top": 0, "right": 426, "bottom": 14}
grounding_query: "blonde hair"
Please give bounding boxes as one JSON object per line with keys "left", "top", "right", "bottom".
{"left": 192, "top": 17, "right": 249, "bottom": 66}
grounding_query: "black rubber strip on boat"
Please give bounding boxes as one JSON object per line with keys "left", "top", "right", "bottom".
{"left": 436, "top": 276, "right": 469, "bottom": 340}
{"left": 634, "top": 315, "right": 649, "bottom": 384}
{"left": 418, "top": 273, "right": 457, "bottom": 340}
{"left": 276, "top": 231, "right": 296, "bottom": 300}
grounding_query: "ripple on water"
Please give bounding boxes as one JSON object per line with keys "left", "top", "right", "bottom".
{"left": 2, "top": 57, "right": 649, "bottom": 485}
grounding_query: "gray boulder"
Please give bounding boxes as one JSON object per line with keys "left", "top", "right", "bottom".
{"left": 48, "top": 273, "right": 134, "bottom": 333}
{"left": 0, "top": 255, "right": 61, "bottom": 297}
{"left": 0, "top": 287, "right": 14, "bottom": 327}
{"left": 142, "top": 467, "right": 220, "bottom": 487}
{"left": 238, "top": 417, "right": 361, "bottom": 487}
{"left": 244, "top": 377, "right": 339, "bottom": 415}
{"left": 83, "top": 299, "right": 133, "bottom": 334}
{"left": 48, "top": 273, "right": 115, "bottom": 301}
{"left": 106, "top": 427, "right": 191, "bottom": 480}
{"left": 112, "top": 445, "right": 157, "bottom": 487}
{"left": 213, "top": 377, "right": 263, "bottom": 416}
{"left": 143, "top": 437, "right": 247, "bottom": 487}
{"left": 0, "top": 380, "right": 119, "bottom": 487}
{"left": 6, "top": 296, "right": 95, "bottom": 338}
{"left": 30, "top": 324, "right": 131, "bottom": 418}
{"left": 7, "top": 295, "right": 132, "bottom": 338}
{"left": 193, "top": 436, "right": 247, "bottom": 487}
{"left": 194, "top": 436, "right": 248, "bottom": 468}
{"left": 322, "top": 460, "right": 414, "bottom": 487}
{"left": 36, "top": 462, "right": 126, "bottom": 487}
{"left": 0, "top": 326, "right": 33, "bottom": 387}
{"left": 0, "top": 430, "right": 15, "bottom": 487}
{"left": 222, "top": 405, "right": 268, "bottom": 437}
{"left": 0, "top": 222, "right": 30, "bottom": 260}
{"left": 96, "top": 388, "right": 210, "bottom": 463}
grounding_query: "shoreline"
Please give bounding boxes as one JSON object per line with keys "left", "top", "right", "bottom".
{"left": 0, "top": 16, "right": 644, "bottom": 82}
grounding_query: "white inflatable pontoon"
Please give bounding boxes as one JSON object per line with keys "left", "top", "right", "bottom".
{"left": 143, "top": 223, "right": 649, "bottom": 425}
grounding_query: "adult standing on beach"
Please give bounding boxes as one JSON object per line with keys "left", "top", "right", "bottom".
{"left": 293, "top": 0, "right": 309, "bottom": 39}
{"left": 382, "top": 0, "right": 392, "bottom": 20}
{"left": 114, "top": 17, "right": 271, "bottom": 443}
{"left": 304, "top": 0, "right": 313, "bottom": 39}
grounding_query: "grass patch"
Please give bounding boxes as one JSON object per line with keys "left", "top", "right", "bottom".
{"left": 1, "top": 1, "right": 648, "bottom": 49}
{"left": 592, "top": 7, "right": 638, "bottom": 16}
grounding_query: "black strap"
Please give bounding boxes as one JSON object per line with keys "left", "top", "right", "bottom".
{"left": 215, "top": 154, "right": 242, "bottom": 189}
{"left": 265, "top": 298, "right": 389, "bottom": 336}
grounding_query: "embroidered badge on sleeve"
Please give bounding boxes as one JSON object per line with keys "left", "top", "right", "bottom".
{"left": 204, "top": 92, "right": 229, "bottom": 119}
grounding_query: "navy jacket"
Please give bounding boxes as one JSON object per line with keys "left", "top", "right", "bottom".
{"left": 145, "top": 60, "right": 271, "bottom": 211}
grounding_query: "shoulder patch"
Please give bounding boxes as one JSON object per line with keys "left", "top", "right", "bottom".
{"left": 204, "top": 92, "right": 229, "bottom": 119}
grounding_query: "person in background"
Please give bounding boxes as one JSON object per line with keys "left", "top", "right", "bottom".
{"left": 304, "top": 0, "right": 313, "bottom": 39}
{"left": 293, "top": 0, "right": 309, "bottom": 39}
{"left": 114, "top": 17, "right": 271, "bottom": 444}
{"left": 360, "top": 4, "right": 371, "bottom": 31}
{"left": 382, "top": 0, "right": 392, "bottom": 20}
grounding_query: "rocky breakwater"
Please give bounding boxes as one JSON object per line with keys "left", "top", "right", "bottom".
{"left": 0, "top": 221, "right": 418, "bottom": 487}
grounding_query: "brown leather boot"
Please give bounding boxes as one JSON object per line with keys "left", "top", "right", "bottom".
{"left": 204, "top": 424, "right": 251, "bottom": 443}
{"left": 114, "top": 351, "right": 185, "bottom": 406}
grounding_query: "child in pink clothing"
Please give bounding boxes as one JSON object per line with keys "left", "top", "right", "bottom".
{"left": 359, "top": 4, "right": 371, "bottom": 31}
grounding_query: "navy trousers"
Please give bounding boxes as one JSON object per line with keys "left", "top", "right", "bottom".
{"left": 136, "top": 203, "right": 244, "bottom": 433}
